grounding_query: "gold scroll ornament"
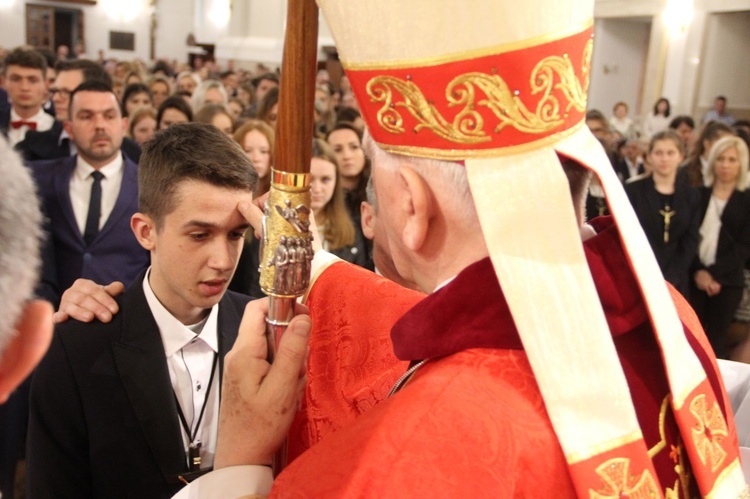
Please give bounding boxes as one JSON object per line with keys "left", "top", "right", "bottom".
{"left": 365, "top": 40, "right": 592, "bottom": 144}
{"left": 260, "top": 174, "right": 313, "bottom": 298}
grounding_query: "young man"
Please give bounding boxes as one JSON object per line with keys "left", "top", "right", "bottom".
{"left": 27, "top": 123, "right": 257, "bottom": 498}
{"left": 16, "top": 59, "right": 142, "bottom": 162}
{"left": 29, "top": 80, "right": 149, "bottom": 305}
{"left": 0, "top": 47, "right": 54, "bottom": 146}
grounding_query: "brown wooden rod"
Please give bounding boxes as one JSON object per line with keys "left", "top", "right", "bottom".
{"left": 274, "top": 0, "right": 319, "bottom": 175}
{"left": 267, "top": 0, "right": 319, "bottom": 477}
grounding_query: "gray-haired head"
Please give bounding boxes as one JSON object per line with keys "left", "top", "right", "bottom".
{"left": 0, "top": 137, "right": 44, "bottom": 354}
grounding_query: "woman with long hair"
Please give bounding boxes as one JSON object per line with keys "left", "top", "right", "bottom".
{"left": 310, "top": 138, "right": 368, "bottom": 267}
{"left": 120, "top": 83, "right": 152, "bottom": 118}
{"left": 194, "top": 103, "right": 233, "bottom": 137}
{"left": 625, "top": 130, "right": 701, "bottom": 297}
{"left": 156, "top": 96, "right": 193, "bottom": 130}
{"left": 228, "top": 121, "right": 276, "bottom": 298}
{"left": 233, "top": 120, "right": 274, "bottom": 198}
{"left": 643, "top": 97, "right": 671, "bottom": 138}
{"left": 191, "top": 80, "right": 229, "bottom": 114}
{"left": 690, "top": 135, "right": 750, "bottom": 358}
{"left": 127, "top": 106, "right": 157, "bottom": 145}
{"left": 680, "top": 120, "right": 734, "bottom": 187}
{"left": 325, "top": 122, "right": 370, "bottom": 222}
{"left": 256, "top": 87, "right": 279, "bottom": 129}
{"left": 147, "top": 75, "right": 172, "bottom": 110}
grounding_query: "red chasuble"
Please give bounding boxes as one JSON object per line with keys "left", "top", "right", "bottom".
{"left": 287, "top": 263, "right": 425, "bottom": 463}
{"left": 278, "top": 217, "right": 737, "bottom": 497}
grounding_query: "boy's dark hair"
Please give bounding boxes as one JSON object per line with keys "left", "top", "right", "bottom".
{"left": 55, "top": 59, "right": 112, "bottom": 88}
{"left": 3, "top": 48, "right": 47, "bottom": 75}
{"left": 68, "top": 80, "right": 119, "bottom": 117}
{"left": 139, "top": 123, "right": 258, "bottom": 228}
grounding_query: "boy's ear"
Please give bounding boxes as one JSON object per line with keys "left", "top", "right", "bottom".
{"left": 131, "top": 213, "right": 157, "bottom": 251}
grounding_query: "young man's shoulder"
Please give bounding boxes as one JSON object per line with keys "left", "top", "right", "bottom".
{"left": 54, "top": 292, "right": 129, "bottom": 345}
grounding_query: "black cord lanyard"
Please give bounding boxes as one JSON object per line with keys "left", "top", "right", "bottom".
{"left": 173, "top": 352, "right": 219, "bottom": 471}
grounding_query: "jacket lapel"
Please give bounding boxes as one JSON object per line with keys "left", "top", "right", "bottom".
{"left": 53, "top": 157, "right": 84, "bottom": 243}
{"left": 96, "top": 156, "right": 138, "bottom": 242}
{"left": 216, "top": 293, "right": 242, "bottom": 391}
{"left": 112, "top": 277, "right": 187, "bottom": 479}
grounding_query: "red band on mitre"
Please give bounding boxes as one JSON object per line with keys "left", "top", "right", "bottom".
{"left": 345, "top": 26, "right": 594, "bottom": 160}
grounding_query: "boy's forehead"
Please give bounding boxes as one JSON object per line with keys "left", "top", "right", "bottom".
{"left": 7, "top": 65, "right": 43, "bottom": 76}
{"left": 167, "top": 179, "right": 250, "bottom": 218}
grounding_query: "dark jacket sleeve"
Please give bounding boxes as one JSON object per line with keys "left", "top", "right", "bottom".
{"left": 669, "top": 185, "right": 702, "bottom": 281}
{"left": 27, "top": 331, "right": 93, "bottom": 498}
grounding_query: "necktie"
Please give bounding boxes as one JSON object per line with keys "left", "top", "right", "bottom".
{"left": 83, "top": 171, "right": 104, "bottom": 246}
{"left": 10, "top": 120, "right": 37, "bottom": 130}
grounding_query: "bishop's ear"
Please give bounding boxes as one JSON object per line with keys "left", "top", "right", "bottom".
{"left": 130, "top": 213, "right": 157, "bottom": 251}
{"left": 399, "top": 166, "right": 434, "bottom": 251}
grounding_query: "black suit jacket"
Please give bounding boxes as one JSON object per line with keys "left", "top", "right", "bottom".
{"left": 16, "top": 120, "right": 142, "bottom": 163}
{"left": 614, "top": 158, "right": 644, "bottom": 183}
{"left": 625, "top": 174, "right": 701, "bottom": 296}
{"left": 30, "top": 154, "right": 149, "bottom": 305}
{"left": 693, "top": 188, "right": 750, "bottom": 287}
{"left": 0, "top": 105, "right": 10, "bottom": 138}
{"left": 27, "top": 275, "right": 252, "bottom": 499}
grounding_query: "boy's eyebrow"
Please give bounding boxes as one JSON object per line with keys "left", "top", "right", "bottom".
{"left": 181, "top": 220, "right": 252, "bottom": 231}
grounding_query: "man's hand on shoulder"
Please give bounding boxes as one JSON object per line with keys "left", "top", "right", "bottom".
{"left": 215, "top": 298, "right": 310, "bottom": 469}
{"left": 53, "top": 279, "right": 124, "bottom": 324}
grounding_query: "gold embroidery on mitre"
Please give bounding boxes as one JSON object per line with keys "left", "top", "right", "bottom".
{"left": 589, "top": 458, "right": 660, "bottom": 499}
{"left": 689, "top": 394, "right": 729, "bottom": 473}
{"left": 366, "top": 40, "right": 592, "bottom": 145}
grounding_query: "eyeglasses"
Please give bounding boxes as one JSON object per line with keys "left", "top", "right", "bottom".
{"left": 49, "top": 88, "right": 73, "bottom": 99}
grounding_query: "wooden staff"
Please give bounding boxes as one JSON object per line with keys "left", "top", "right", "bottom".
{"left": 258, "top": 0, "right": 319, "bottom": 474}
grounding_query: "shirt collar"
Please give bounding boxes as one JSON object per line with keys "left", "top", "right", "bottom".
{"left": 142, "top": 269, "right": 220, "bottom": 358}
{"left": 10, "top": 107, "right": 47, "bottom": 123}
{"left": 74, "top": 152, "right": 124, "bottom": 181}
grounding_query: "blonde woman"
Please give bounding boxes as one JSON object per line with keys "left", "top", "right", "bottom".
{"left": 690, "top": 135, "right": 750, "bottom": 358}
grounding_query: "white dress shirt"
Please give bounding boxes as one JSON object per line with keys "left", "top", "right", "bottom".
{"left": 143, "top": 270, "right": 221, "bottom": 470}
{"left": 7, "top": 107, "right": 54, "bottom": 146}
{"left": 69, "top": 154, "right": 124, "bottom": 236}
{"left": 173, "top": 250, "right": 345, "bottom": 499}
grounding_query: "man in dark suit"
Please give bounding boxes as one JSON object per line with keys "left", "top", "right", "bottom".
{"left": 27, "top": 123, "right": 258, "bottom": 498}
{"left": 15, "top": 59, "right": 141, "bottom": 163}
{"left": 614, "top": 138, "right": 645, "bottom": 183}
{"left": 29, "top": 80, "right": 149, "bottom": 304}
{"left": 0, "top": 48, "right": 54, "bottom": 146}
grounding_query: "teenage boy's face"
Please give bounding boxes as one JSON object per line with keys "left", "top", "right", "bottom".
{"left": 139, "top": 180, "right": 251, "bottom": 324}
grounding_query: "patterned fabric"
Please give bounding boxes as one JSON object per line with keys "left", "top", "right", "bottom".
{"left": 287, "top": 262, "right": 424, "bottom": 463}
{"left": 273, "top": 217, "right": 738, "bottom": 497}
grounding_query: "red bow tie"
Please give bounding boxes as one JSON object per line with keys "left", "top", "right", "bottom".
{"left": 10, "top": 120, "right": 37, "bottom": 130}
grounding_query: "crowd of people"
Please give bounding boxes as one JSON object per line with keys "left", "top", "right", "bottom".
{"left": 0, "top": 1, "right": 749, "bottom": 493}
{"left": 585, "top": 105, "right": 750, "bottom": 361}
{"left": 0, "top": 44, "right": 374, "bottom": 499}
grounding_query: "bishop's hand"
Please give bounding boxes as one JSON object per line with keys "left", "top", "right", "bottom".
{"left": 214, "top": 298, "right": 310, "bottom": 469}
